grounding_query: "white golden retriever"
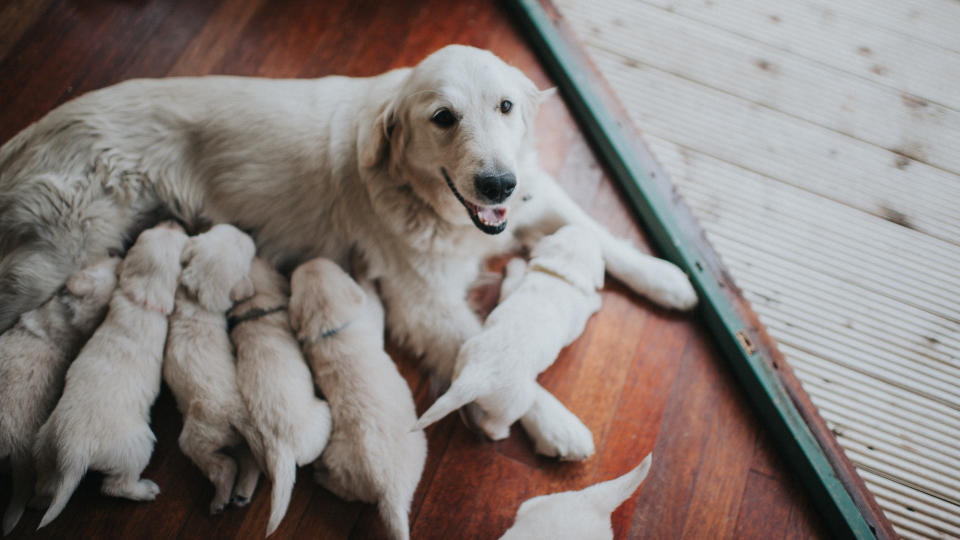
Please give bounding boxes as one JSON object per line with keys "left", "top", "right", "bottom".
{"left": 500, "top": 454, "right": 652, "bottom": 540}
{"left": 0, "top": 45, "right": 696, "bottom": 454}
{"left": 229, "top": 257, "right": 332, "bottom": 537}
{"left": 163, "top": 224, "right": 260, "bottom": 515}
{"left": 0, "top": 256, "right": 119, "bottom": 535}
{"left": 32, "top": 222, "right": 187, "bottom": 529}
{"left": 289, "top": 258, "right": 426, "bottom": 540}
{"left": 415, "top": 225, "right": 601, "bottom": 449}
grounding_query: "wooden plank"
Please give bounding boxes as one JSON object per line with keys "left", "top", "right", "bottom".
{"left": 638, "top": 0, "right": 960, "bottom": 111}
{"left": 556, "top": 0, "right": 960, "bottom": 176}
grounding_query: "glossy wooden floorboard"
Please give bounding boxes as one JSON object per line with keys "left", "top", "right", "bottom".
{"left": 0, "top": 0, "right": 827, "bottom": 537}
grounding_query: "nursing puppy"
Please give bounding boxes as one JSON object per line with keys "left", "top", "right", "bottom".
{"left": 229, "top": 257, "right": 332, "bottom": 537}
{"left": 32, "top": 222, "right": 187, "bottom": 528}
{"left": 0, "top": 256, "right": 119, "bottom": 535}
{"left": 163, "top": 224, "right": 261, "bottom": 514}
{"left": 289, "top": 258, "right": 426, "bottom": 540}
{"left": 0, "top": 45, "right": 696, "bottom": 457}
{"left": 415, "top": 225, "right": 602, "bottom": 450}
{"left": 500, "top": 454, "right": 652, "bottom": 540}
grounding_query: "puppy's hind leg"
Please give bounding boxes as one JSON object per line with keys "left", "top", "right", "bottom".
{"left": 179, "top": 413, "right": 238, "bottom": 514}
{"left": 100, "top": 428, "right": 160, "bottom": 501}
{"left": 101, "top": 473, "right": 160, "bottom": 501}
{"left": 231, "top": 444, "right": 260, "bottom": 506}
{"left": 519, "top": 385, "right": 595, "bottom": 461}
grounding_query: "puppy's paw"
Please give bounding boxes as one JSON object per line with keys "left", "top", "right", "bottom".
{"left": 231, "top": 494, "right": 250, "bottom": 507}
{"left": 520, "top": 388, "right": 595, "bottom": 461}
{"left": 644, "top": 259, "right": 698, "bottom": 311}
{"left": 134, "top": 479, "right": 161, "bottom": 501}
{"left": 530, "top": 422, "right": 595, "bottom": 461}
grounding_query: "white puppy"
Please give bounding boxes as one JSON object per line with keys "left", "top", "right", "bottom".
{"left": 32, "top": 221, "right": 187, "bottom": 528}
{"left": 163, "top": 224, "right": 261, "bottom": 514}
{"left": 415, "top": 225, "right": 602, "bottom": 452}
{"left": 500, "top": 454, "right": 653, "bottom": 540}
{"left": 229, "top": 257, "right": 332, "bottom": 537}
{"left": 0, "top": 256, "right": 119, "bottom": 535}
{"left": 289, "top": 257, "right": 426, "bottom": 540}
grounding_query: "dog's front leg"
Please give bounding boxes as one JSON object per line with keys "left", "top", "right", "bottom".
{"left": 378, "top": 274, "right": 482, "bottom": 383}
{"left": 515, "top": 170, "right": 698, "bottom": 310}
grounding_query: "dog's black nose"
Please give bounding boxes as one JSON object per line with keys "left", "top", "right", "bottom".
{"left": 474, "top": 172, "right": 516, "bottom": 203}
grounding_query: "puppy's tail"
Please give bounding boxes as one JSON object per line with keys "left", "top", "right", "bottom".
{"left": 264, "top": 444, "right": 296, "bottom": 537}
{"left": 585, "top": 453, "right": 653, "bottom": 514}
{"left": 37, "top": 456, "right": 86, "bottom": 529}
{"left": 378, "top": 493, "right": 411, "bottom": 540}
{"left": 412, "top": 367, "right": 488, "bottom": 431}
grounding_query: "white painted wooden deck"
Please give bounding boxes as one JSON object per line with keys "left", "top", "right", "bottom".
{"left": 552, "top": 0, "right": 960, "bottom": 537}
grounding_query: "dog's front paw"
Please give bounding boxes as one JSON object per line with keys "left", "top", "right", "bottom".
{"left": 529, "top": 421, "right": 595, "bottom": 461}
{"left": 644, "top": 259, "right": 698, "bottom": 311}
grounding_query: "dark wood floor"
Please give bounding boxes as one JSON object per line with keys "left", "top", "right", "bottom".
{"left": 0, "top": 0, "right": 830, "bottom": 538}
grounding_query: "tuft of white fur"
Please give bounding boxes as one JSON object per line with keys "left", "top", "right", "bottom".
{"left": 32, "top": 222, "right": 187, "bottom": 529}
{"left": 289, "top": 257, "right": 426, "bottom": 540}
{"left": 500, "top": 454, "right": 653, "bottom": 540}
{"left": 0, "top": 256, "right": 119, "bottom": 535}
{"left": 229, "top": 257, "right": 332, "bottom": 537}
{"left": 415, "top": 225, "right": 602, "bottom": 457}
{"left": 162, "top": 224, "right": 261, "bottom": 515}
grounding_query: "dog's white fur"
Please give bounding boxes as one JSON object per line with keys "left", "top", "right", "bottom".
{"left": 0, "top": 45, "right": 696, "bottom": 456}
{"left": 500, "top": 454, "right": 652, "bottom": 540}
{"left": 289, "top": 258, "right": 426, "bottom": 540}
{"left": 415, "top": 226, "right": 601, "bottom": 448}
{"left": 0, "top": 256, "right": 119, "bottom": 535}
{"left": 162, "top": 224, "right": 261, "bottom": 515}
{"left": 229, "top": 257, "right": 332, "bottom": 537}
{"left": 32, "top": 222, "right": 187, "bottom": 529}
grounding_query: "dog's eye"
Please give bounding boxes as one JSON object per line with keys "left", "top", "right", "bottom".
{"left": 431, "top": 108, "right": 457, "bottom": 128}
{"left": 499, "top": 100, "right": 513, "bottom": 114}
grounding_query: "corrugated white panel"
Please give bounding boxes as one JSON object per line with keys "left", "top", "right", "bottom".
{"left": 554, "top": 0, "right": 960, "bottom": 537}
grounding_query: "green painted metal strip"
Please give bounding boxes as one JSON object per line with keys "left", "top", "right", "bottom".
{"left": 508, "top": 1, "right": 877, "bottom": 538}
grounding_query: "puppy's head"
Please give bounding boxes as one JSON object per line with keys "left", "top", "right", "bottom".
{"left": 359, "top": 45, "right": 554, "bottom": 235}
{"left": 64, "top": 256, "right": 121, "bottom": 326}
{"left": 289, "top": 258, "right": 366, "bottom": 341}
{"left": 119, "top": 221, "right": 188, "bottom": 314}
{"left": 529, "top": 225, "right": 604, "bottom": 293}
{"left": 179, "top": 224, "right": 256, "bottom": 312}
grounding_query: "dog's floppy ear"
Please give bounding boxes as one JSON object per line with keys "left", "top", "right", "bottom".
{"left": 358, "top": 98, "right": 400, "bottom": 170}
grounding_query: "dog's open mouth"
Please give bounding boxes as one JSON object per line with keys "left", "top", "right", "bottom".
{"left": 442, "top": 168, "right": 508, "bottom": 235}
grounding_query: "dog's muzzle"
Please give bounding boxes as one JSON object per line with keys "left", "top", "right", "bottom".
{"left": 442, "top": 168, "right": 509, "bottom": 235}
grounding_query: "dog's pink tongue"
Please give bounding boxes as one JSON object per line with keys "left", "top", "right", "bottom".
{"left": 479, "top": 206, "right": 507, "bottom": 224}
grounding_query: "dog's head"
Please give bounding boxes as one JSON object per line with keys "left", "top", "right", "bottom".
{"left": 118, "top": 221, "right": 188, "bottom": 314}
{"left": 359, "top": 45, "right": 553, "bottom": 235}
{"left": 289, "top": 257, "right": 366, "bottom": 342}
{"left": 179, "top": 224, "right": 256, "bottom": 312}
{"left": 529, "top": 225, "right": 604, "bottom": 293}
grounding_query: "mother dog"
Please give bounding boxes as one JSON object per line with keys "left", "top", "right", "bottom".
{"left": 0, "top": 45, "right": 695, "bottom": 399}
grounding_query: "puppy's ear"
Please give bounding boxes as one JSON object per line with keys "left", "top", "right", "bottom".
{"left": 358, "top": 98, "right": 400, "bottom": 170}
{"left": 230, "top": 276, "right": 255, "bottom": 303}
